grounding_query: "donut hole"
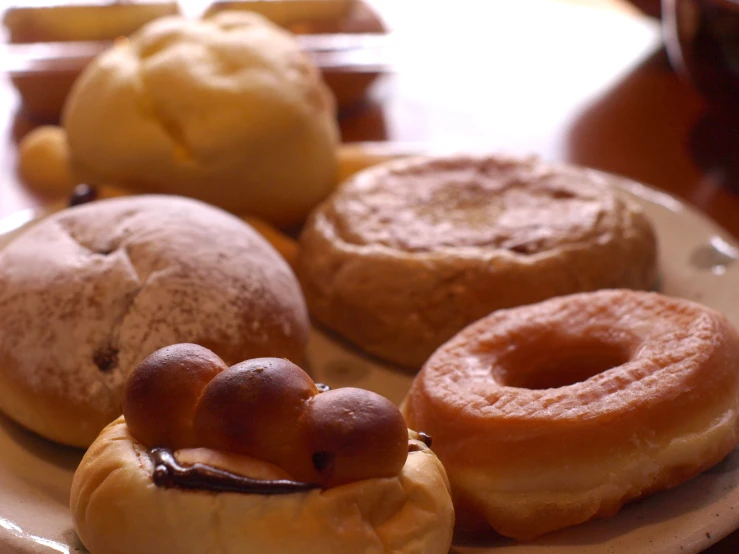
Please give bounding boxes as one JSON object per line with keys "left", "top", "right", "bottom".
{"left": 495, "top": 339, "right": 632, "bottom": 390}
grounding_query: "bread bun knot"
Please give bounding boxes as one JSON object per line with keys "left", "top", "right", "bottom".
{"left": 123, "top": 344, "right": 409, "bottom": 487}
{"left": 123, "top": 343, "right": 228, "bottom": 450}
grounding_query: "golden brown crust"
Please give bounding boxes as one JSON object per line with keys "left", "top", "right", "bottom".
{"left": 192, "top": 358, "right": 318, "bottom": 472}
{"left": 298, "top": 155, "right": 659, "bottom": 368}
{"left": 123, "top": 344, "right": 228, "bottom": 450}
{"left": 124, "top": 347, "right": 410, "bottom": 487}
{"left": 401, "top": 290, "right": 739, "bottom": 539}
{"left": 0, "top": 195, "right": 309, "bottom": 447}
{"left": 70, "top": 417, "right": 455, "bottom": 554}
{"left": 298, "top": 387, "right": 409, "bottom": 486}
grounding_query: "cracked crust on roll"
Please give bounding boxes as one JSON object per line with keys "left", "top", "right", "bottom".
{"left": 297, "top": 155, "right": 659, "bottom": 369}
{"left": 0, "top": 195, "right": 309, "bottom": 447}
{"left": 401, "top": 290, "right": 739, "bottom": 540}
{"left": 70, "top": 417, "right": 454, "bottom": 554}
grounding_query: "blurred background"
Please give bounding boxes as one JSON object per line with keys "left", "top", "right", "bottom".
{"left": 1, "top": 0, "right": 739, "bottom": 229}
{"left": 3, "top": 1, "right": 739, "bottom": 552}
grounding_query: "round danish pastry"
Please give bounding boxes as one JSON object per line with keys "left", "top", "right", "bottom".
{"left": 0, "top": 195, "right": 309, "bottom": 447}
{"left": 297, "top": 154, "right": 658, "bottom": 368}
{"left": 401, "top": 289, "right": 739, "bottom": 539}
{"left": 71, "top": 345, "right": 455, "bottom": 554}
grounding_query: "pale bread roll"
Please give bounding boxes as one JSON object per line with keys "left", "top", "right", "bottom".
{"left": 63, "top": 11, "right": 339, "bottom": 227}
{"left": 0, "top": 195, "right": 309, "bottom": 447}
{"left": 298, "top": 154, "right": 659, "bottom": 368}
{"left": 71, "top": 417, "right": 455, "bottom": 554}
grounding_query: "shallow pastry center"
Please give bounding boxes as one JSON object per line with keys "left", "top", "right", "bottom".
{"left": 332, "top": 157, "right": 615, "bottom": 253}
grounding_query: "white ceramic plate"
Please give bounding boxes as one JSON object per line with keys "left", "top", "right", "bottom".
{"left": 1, "top": 173, "right": 739, "bottom": 554}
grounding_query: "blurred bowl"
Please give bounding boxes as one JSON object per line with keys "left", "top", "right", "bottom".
{"left": 663, "top": 0, "right": 739, "bottom": 120}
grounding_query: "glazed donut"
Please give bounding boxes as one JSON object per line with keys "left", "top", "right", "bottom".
{"left": 0, "top": 196, "right": 309, "bottom": 447}
{"left": 71, "top": 345, "right": 454, "bottom": 554}
{"left": 297, "top": 154, "right": 658, "bottom": 368}
{"left": 401, "top": 289, "right": 739, "bottom": 540}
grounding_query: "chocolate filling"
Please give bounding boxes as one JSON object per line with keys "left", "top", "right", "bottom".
{"left": 149, "top": 421, "right": 430, "bottom": 494}
{"left": 150, "top": 448, "right": 320, "bottom": 495}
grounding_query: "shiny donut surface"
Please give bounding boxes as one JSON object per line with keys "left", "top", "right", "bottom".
{"left": 401, "top": 289, "right": 739, "bottom": 540}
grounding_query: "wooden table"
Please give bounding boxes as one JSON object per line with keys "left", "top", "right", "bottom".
{"left": 343, "top": 0, "right": 736, "bottom": 236}
{"left": 2, "top": 0, "right": 739, "bottom": 552}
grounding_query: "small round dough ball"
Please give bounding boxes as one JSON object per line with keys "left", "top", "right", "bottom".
{"left": 123, "top": 344, "right": 227, "bottom": 450}
{"left": 18, "top": 125, "right": 77, "bottom": 195}
{"left": 298, "top": 387, "right": 409, "bottom": 487}
{"left": 192, "top": 358, "right": 317, "bottom": 473}
{"left": 62, "top": 11, "right": 339, "bottom": 227}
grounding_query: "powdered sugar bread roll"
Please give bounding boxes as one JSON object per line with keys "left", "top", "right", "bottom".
{"left": 0, "top": 195, "right": 309, "bottom": 447}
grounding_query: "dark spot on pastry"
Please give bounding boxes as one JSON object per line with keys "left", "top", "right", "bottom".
{"left": 508, "top": 242, "right": 535, "bottom": 254}
{"left": 550, "top": 189, "right": 576, "bottom": 199}
{"left": 312, "top": 451, "right": 334, "bottom": 473}
{"left": 315, "top": 383, "right": 331, "bottom": 393}
{"left": 69, "top": 184, "right": 98, "bottom": 207}
{"left": 93, "top": 346, "right": 119, "bottom": 372}
{"left": 418, "top": 432, "right": 433, "bottom": 447}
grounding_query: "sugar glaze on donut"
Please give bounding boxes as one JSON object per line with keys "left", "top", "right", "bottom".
{"left": 401, "top": 290, "right": 739, "bottom": 540}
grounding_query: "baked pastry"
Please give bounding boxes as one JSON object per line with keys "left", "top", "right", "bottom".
{"left": 297, "top": 154, "right": 659, "bottom": 368}
{"left": 401, "top": 289, "right": 739, "bottom": 539}
{"left": 62, "top": 11, "right": 339, "bottom": 227}
{"left": 0, "top": 195, "right": 309, "bottom": 447}
{"left": 3, "top": 2, "right": 179, "bottom": 43}
{"left": 205, "top": 0, "right": 355, "bottom": 27}
{"left": 71, "top": 345, "right": 454, "bottom": 554}
{"left": 17, "top": 125, "right": 77, "bottom": 195}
